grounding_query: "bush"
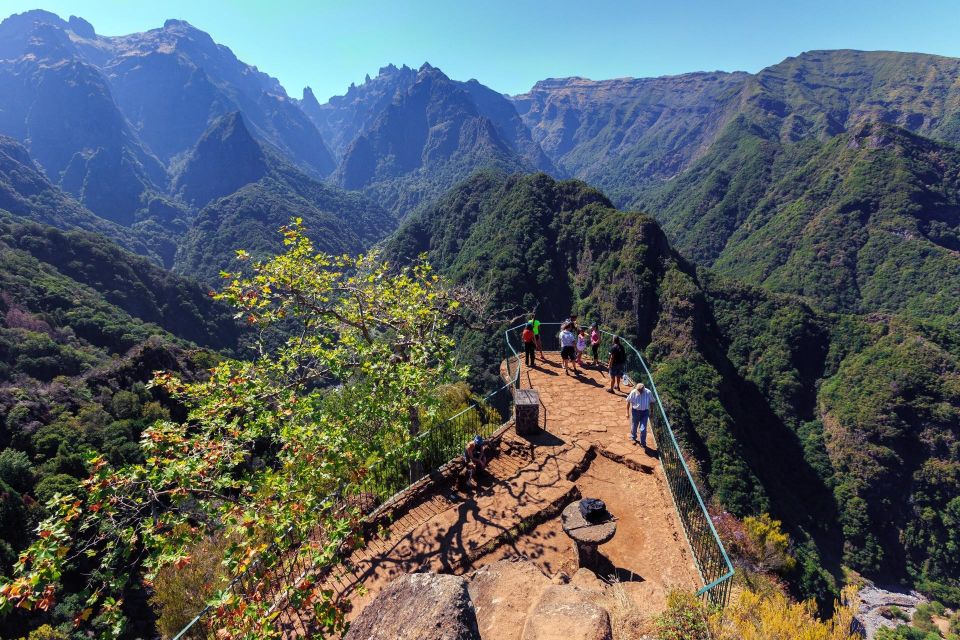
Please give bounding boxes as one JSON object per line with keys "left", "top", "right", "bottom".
{"left": 151, "top": 534, "right": 231, "bottom": 639}
{"left": 655, "top": 591, "right": 711, "bottom": 640}
{"left": 0, "top": 448, "right": 33, "bottom": 493}
{"left": 881, "top": 605, "right": 910, "bottom": 622}
{"left": 15, "top": 625, "right": 69, "bottom": 640}
{"left": 912, "top": 601, "right": 945, "bottom": 634}
{"left": 876, "top": 624, "right": 940, "bottom": 640}
{"left": 714, "top": 511, "right": 796, "bottom": 578}
{"left": 33, "top": 473, "right": 78, "bottom": 505}
{"left": 711, "top": 586, "right": 859, "bottom": 640}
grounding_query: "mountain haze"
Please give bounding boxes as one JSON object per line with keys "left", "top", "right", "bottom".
{"left": 173, "top": 112, "right": 395, "bottom": 284}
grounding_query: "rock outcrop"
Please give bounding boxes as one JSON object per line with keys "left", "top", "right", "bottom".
{"left": 344, "top": 573, "right": 481, "bottom": 640}
{"left": 349, "top": 560, "right": 652, "bottom": 640}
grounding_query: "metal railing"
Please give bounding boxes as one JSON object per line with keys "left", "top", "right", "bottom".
{"left": 505, "top": 321, "right": 734, "bottom": 607}
{"left": 173, "top": 345, "right": 521, "bottom": 639}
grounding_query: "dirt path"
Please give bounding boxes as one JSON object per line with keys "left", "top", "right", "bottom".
{"left": 328, "top": 352, "right": 698, "bottom": 626}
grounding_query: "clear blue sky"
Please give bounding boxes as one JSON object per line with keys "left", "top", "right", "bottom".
{"left": 4, "top": 0, "right": 960, "bottom": 101}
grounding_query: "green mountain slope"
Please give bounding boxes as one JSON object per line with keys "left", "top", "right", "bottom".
{"left": 514, "top": 50, "right": 960, "bottom": 209}
{"left": 0, "top": 135, "right": 176, "bottom": 263}
{"left": 0, "top": 215, "right": 242, "bottom": 600}
{"left": 645, "top": 121, "right": 960, "bottom": 328}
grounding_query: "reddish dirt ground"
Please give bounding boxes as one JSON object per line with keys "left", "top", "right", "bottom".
{"left": 331, "top": 352, "right": 699, "bottom": 625}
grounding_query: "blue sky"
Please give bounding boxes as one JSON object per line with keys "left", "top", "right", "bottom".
{"left": 4, "top": 0, "right": 960, "bottom": 101}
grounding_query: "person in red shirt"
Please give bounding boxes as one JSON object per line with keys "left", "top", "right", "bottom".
{"left": 522, "top": 322, "right": 536, "bottom": 367}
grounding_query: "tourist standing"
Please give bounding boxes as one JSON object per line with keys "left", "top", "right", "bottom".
{"left": 559, "top": 323, "right": 578, "bottom": 375}
{"left": 532, "top": 317, "right": 544, "bottom": 360}
{"left": 576, "top": 329, "right": 587, "bottom": 366}
{"left": 590, "top": 324, "right": 601, "bottom": 366}
{"left": 522, "top": 322, "right": 536, "bottom": 367}
{"left": 626, "top": 382, "right": 653, "bottom": 448}
{"left": 608, "top": 336, "right": 626, "bottom": 392}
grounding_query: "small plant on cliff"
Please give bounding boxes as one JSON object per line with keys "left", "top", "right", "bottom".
{"left": 0, "top": 220, "right": 481, "bottom": 638}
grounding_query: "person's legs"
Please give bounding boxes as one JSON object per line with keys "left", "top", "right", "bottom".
{"left": 592, "top": 344, "right": 599, "bottom": 365}
{"left": 535, "top": 335, "right": 544, "bottom": 359}
{"left": 525, "top": 342, "right": 535, "bottom": 366}
{"left": 630, "top": 407, "right": 639, "bottom": 442}
{"left": 638, "top": 409, "right": 649, "bottom": 447}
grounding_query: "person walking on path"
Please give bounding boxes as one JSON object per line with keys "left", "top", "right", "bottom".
{"left": 608, "top": 336, "right": 626, "bottom": 393}
{"left": 590, "top": 324, "right": 601, "bottom": 366}
{"left": 626, "top": 382, "right": 653, "bottom": 447}
{"left": 532, "top": 317, "right": 544, "bottom": 360}
{"left": 522, "top": 322, "right": 536, "bottom": 367}
{"left": 559, "top": 323, "right": 579, "bottom": 375}
{"left": 576, "top": 329, "right": 587, "bottom": 366}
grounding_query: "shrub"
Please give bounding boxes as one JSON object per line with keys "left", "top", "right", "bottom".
{"left": 655, "top": 590, "right": 711, "bottom": 640}
{"left": 151, "top": 534, "right": 231, "bottom": 639}
{"left": 881, "top": 605, "right": 910, "bottom": 621}
{"left": 0, "top": 449, "right": 33, "bottom": 493}
{"left": 15, "top": 625, "right": 69, "bottom": 640}
{"left": 875, "top": 624, "right": 940, "bottom": 640}
{"left": 714, "top": 511, "right": 796, "bottom": 578}
{"left": 912, "top": 601, "right": 945, "bottom": 634}
{"left": 32, "top": 474, "right": 78, "bottom": 505}
{"left": 711, "top": 586, "right": 859, "bottom": 640}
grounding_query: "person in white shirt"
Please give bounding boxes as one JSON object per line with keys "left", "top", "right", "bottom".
{"left": 559, "top": 323, "right": 578, "bottom": 375}
{"left": 626, "top": 382, "right": 652, "bottom": 447}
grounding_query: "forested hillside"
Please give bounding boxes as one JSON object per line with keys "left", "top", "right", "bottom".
{"left": 644, "top": 119, "right": 960, "bottom": 328}
{"left": 386, "top": 171, "right": 960, "bottom": 609}
{"left": 0, "top": 214, "right": 241, "bottom": 635}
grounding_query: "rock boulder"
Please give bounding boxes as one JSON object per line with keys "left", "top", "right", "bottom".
{"left": 521, "top": 584, "right": 613, "bottom": 640}
{"left": 345, "top": 573, "right": 481, "bottom": 640}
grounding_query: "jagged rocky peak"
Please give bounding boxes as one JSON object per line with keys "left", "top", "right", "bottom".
{"left": 67, "top": 15, "right": 95, "bottom": 38}
{"left": 173, "top": 111, "right": 268, "bottom": 208}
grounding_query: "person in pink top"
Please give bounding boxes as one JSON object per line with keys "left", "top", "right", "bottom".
{"left": 589, "top": 324, "right": 601, "bottom": 367}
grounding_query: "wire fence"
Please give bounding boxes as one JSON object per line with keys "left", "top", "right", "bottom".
{"left": 505, "top": 321, "right": 734, "bottom": 607}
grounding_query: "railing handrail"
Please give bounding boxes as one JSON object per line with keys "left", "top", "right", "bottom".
{"left": 611, "top": 332, "right": 735, "bottom": 597}
{"left": 505, "top": 320, "right": 734, "bottom": 605}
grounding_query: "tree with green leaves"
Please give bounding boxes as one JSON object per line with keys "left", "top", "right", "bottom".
{"left": 0, "top": 220, "right": 480, "bottom": 638}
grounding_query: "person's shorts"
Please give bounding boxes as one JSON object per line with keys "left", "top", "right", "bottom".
{"left": 561, "top": 345, "right": 576, "bottom": 360}
{"left": 609, "top": 363, "right": 625, "bottom": 377}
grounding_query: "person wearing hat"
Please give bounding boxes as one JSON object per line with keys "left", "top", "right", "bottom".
{"left": 522, "top": 322, "right": 536, "bottom": 367}
{"left": 626, "top": 382, "right": 653, "bottom": 448}
{"left": 559, "top": 322, "right": 579, "bottom": 375}
{"left": 464, "top": 435, "right": 488, "bottom": 485}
